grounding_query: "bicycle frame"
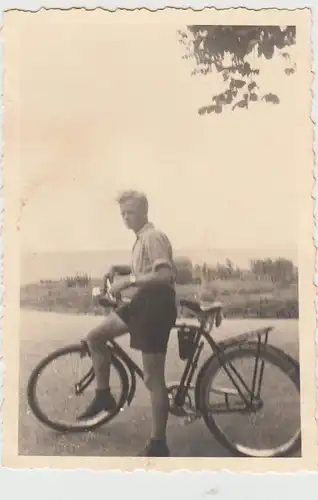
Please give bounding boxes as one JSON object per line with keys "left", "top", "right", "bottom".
{"left": 77, "top": 310, "right": 273, "bottom": 414}
{"left": 170, "top": 319, "right": 273, "bottom": 412}
{"left": 78, "top": 278, "right": 275, "bottom": 413}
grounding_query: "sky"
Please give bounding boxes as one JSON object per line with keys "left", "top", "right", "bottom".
{"left": 5, "top": 11, "right": 300, "bottom": 263}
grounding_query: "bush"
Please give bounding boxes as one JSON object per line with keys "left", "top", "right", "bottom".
{"left": 174, "top": 256, "right": 193, "bottom": 285}
{"left": 63, "top": 273, "right": 91, "bottom": 288}
{"left": 20, "top": 273, "right": 299, "bottom": 320}
{"left": 224, "top": 297, "right": 298, "bottom": 319}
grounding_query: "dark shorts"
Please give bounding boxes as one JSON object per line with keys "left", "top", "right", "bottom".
{"left": 115, "top": 283, "right": 177, "bottom": 354}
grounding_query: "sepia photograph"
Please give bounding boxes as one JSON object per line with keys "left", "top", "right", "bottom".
{"left": 2, "top": 8, "right": 315, "bottom": 470}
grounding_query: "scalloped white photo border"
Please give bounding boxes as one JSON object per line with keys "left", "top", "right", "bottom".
{"left": 0, "top": 1, "right": 317, "bottom": 498}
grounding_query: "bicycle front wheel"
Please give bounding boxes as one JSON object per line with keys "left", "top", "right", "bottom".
{"left": 197, "top": 342, "right": 301, "bottom": 458}
{"left": 27, "top": 343, "right": 129, "bottom": 433}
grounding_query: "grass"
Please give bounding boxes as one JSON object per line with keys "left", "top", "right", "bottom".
{"left": 20, "top": 277, "right": 299, "bottom": 319}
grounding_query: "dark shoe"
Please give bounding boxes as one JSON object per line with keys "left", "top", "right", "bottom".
{"left": 137, "top": 439, "right": 170, "bottom": 457}
{"left": 77, "top": 390, "right": 117, "bottom": 421}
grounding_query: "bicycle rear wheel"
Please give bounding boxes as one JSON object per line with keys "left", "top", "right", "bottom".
{"left": 197, "top": 342, "right": 301, "bottom": 458}
{"left": 27, "top": 343, "right": 129, "bottom": 432}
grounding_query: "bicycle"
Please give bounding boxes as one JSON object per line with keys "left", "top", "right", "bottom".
{"left": 27, "top": 278, "right": 301, "bottom": 458}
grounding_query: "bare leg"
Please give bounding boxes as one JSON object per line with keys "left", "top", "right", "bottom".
{"left": 142, "top": 352, "right": 169, "bottom": 444}
{"left": 88, "top": 341, "right": 112, "bottom": 391}
{"left": 77, "top": 312, "right": 128, "bottom": 420}
{"left": 87, "top": 311, "right": 128, "bottom": 389}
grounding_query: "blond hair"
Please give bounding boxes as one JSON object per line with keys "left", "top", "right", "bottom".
{"left": 116, "top": 190, "right": 148, "bottom": 214}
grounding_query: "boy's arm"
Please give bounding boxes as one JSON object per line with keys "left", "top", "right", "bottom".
{"left": 112, "top": 265, "right": 132, "bottom": 276}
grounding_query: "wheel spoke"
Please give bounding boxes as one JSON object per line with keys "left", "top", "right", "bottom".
{"left": 199, "top": 344, "right": 301, "bottom": 457}
{"left": 27, "top": 345, "right": 127, "bottom": 432}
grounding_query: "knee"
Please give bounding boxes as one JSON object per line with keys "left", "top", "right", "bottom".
{"left": 143, "top": 372, "right": 152, "bottom": 391}
{"left": 86, "top": 320, "right": 111, "bottom": 347}
{"left": 143, "top": 353, "right": 166, "bottom": 392}
{"left": 87, "top": 328, "right": 103, "bottom": 348}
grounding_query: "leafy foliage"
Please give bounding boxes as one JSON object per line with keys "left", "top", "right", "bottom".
{"left": 63, "top": 273, "right": 91, "bottom": 288}
{"left": 177, "top": 25, "right": 296, "bottom": 114}
{"left": 177, "top": 256, "right": 297, "bottom": 286}
{"left": 250, "top": 257, "right": 297, "bottom": 284}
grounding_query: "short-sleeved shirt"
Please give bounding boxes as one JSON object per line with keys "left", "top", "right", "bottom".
{"left": 116, "top": 221, "right": 177, "bottom": 352}
{"left": 131, "top": 222, "right": 176, "bottom": 286}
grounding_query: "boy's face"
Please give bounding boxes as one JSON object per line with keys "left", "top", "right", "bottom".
{"left": 120, "top": 199, "right": 146, "bottom": 232}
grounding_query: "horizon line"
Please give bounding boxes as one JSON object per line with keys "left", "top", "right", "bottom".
{"left": 21, "top": 246, "right": 298, "bottom": 254}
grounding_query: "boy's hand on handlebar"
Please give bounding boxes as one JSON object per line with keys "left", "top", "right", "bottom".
{"left": 103, "top": 266, "right": 115, "bottom": 281}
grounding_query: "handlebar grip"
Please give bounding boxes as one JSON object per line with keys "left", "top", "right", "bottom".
{"left": 104, "top": 276, "right": 118, "bottom": 304}
{"left": 102, "top": 275, "right": 112, "bottom": 293}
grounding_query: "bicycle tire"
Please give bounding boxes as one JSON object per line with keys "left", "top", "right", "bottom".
{"left": 196, "top": 341, "right": 301, "bottom": 458}
{"left": 27, "top": 343, "right": 130, "bottom": 433}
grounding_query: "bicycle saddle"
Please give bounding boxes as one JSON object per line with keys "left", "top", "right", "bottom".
{"left": 180, "top": 298, "right": 224, "bottom": 315}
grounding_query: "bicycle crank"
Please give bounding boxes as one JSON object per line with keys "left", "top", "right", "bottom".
{"left": 167, "top": 383, "right": 201, "bottom": 425}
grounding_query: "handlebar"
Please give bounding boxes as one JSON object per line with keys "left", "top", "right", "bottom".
{"left": 103, "top": 277, "right": 118, "bottom": 305}
{"left": 91, "top": 276, "right": 118, "bottom": 309}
